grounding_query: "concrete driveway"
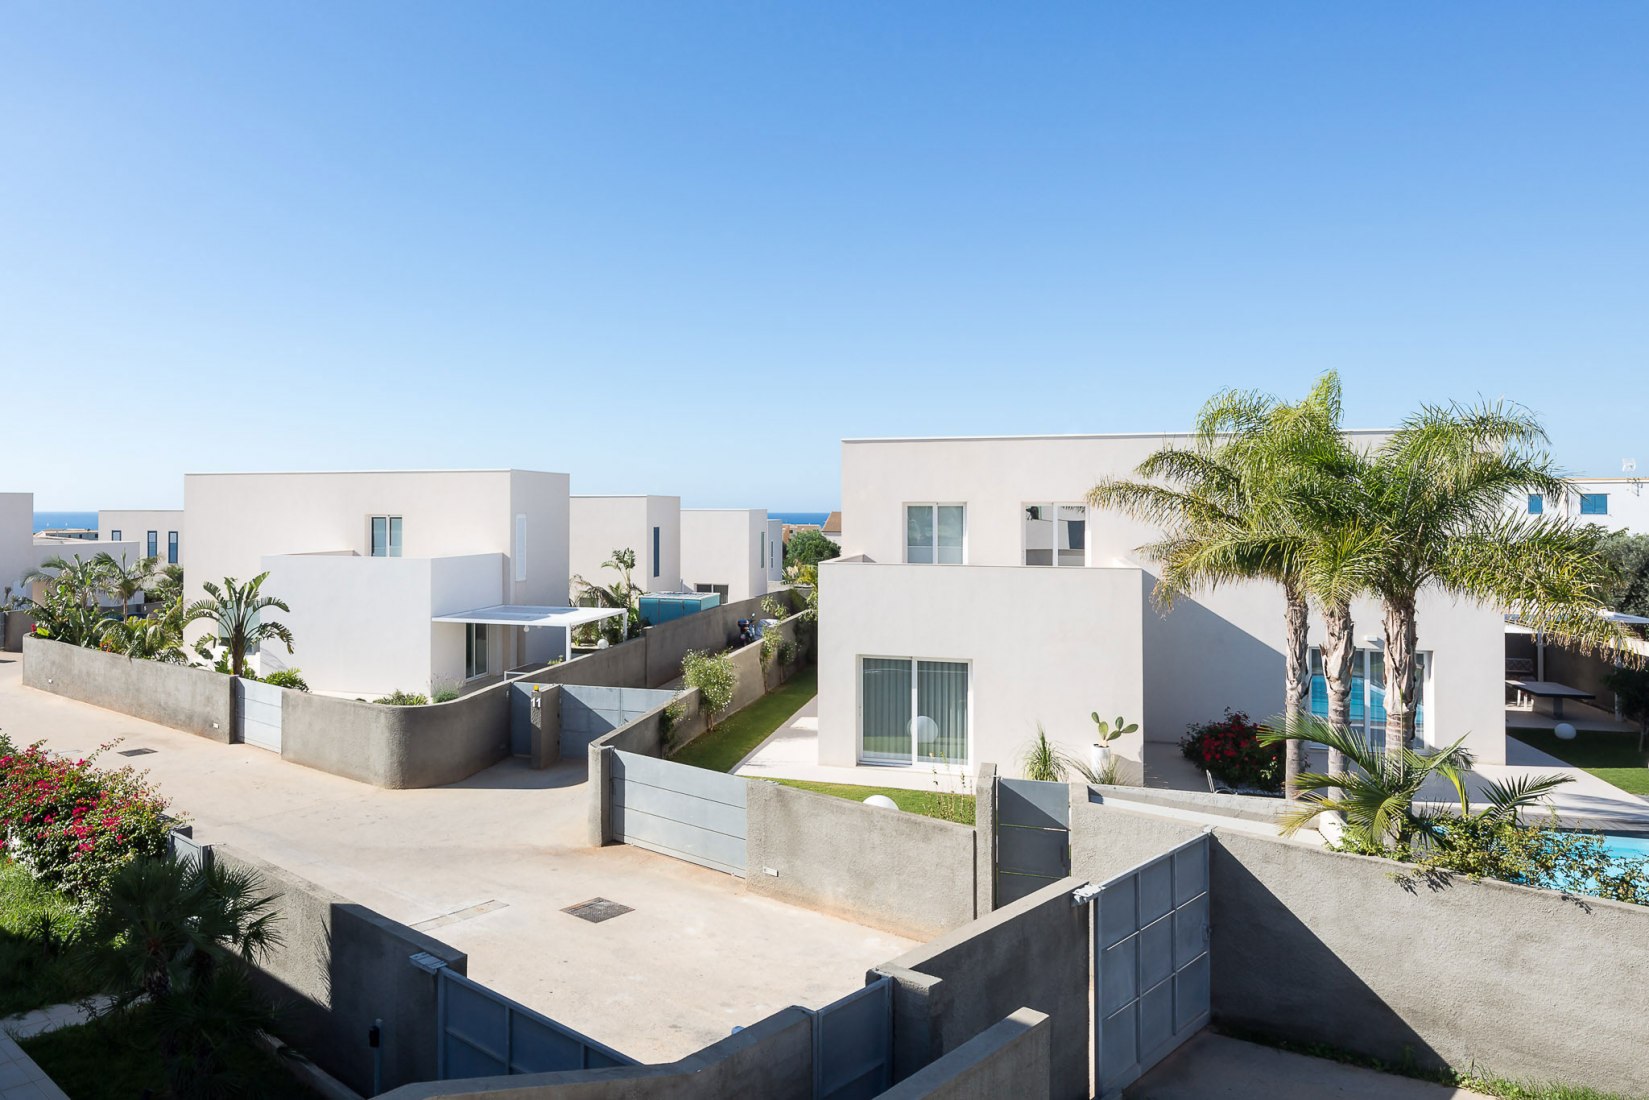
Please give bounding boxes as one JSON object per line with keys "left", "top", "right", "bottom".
{"left": 0, "top": 653, "right": 913, "bottom": 1063}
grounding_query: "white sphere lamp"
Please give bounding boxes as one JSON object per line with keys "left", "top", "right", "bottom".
{"left": 863, "top": 795, "right": 900, "bottom": 811}
{"left": 1554, "top": 722, "right": 1578, "bottom": 741}
{"left": 909, "top": 715, "right": 940, "bottom": 750}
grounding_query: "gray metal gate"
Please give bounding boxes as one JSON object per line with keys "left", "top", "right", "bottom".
{"left": 994, "top": 777, "right": 1070, "bottom": 906}
{"left": 611, "top": 750, "right": 747, "bottom": 876}
{"left": 233, "top": 677, "right": 283, "bottom": 753}
{"left": 1093, "top": 833, "right": 1211, "bottom": 1098}
{"left": 437, "top": 967, "right": 635, "bottom": 1078}
{"left": 811, "top": 976, "right": 893, "bottom": 1100}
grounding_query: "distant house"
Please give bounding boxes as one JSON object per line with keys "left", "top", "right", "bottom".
{"left": 822, "top": 511, "right": 842, "bottom": 539}
{"left": 570, "top": 495, "right": 683, "bottom": 594}
{"left": 99, "top": 510, "right": 185, "bottom": 566}
{"left": 1520, "top": 477, "right": 1649, "bottom": 535}
{"left": 680, "top": 509, "right": 773, "bottom": 604}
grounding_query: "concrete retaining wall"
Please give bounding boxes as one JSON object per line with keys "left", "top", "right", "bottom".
{"left": 281, "top": 684, "right": 511, "bottom": 789}
{"left": 873, "top": 1008, "right": 1050, "bottom": 1100}
{"left": 376, "top": 1006, "right": 812, "bottom": 1100}
{"left": 874, "top": 877, "right": 1090, "bottom": 1100}
{"left": 212, "top": 844, "right": 468, "bottom": 1096}
{"left": 745, "top": 781, "right": 976, "bottom": 939}
{"left": 22, "top": 635, "right": 232, "bottom": 742}
{"left": 558, "top": 685, "right": 679, "bottom": 758}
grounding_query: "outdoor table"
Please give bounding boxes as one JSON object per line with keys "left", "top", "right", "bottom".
{"left": 1505, "top": 679, "right": 1595, "bottom": 719}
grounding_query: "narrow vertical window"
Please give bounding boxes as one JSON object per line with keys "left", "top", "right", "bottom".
{"left": 652, "top": 527, "right": 661, "bottom": 578}
{"left": 167, "top": 531, "right": 179, "bottom": 564}
{"left": 146, "top": 530, "right": 158, "bottom": 558}
{"left": 514, "top": 514, "right": 527, "bottom": 582}
{"left": 370, "top": 516, "right": 388, "bottom": 557}
{"left": 110, "top": 529, "right": 122, "bottom": 542}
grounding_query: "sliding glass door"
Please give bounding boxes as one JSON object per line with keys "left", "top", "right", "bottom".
{"left": 859, "top": 657, "right": 970, "bottom": 766}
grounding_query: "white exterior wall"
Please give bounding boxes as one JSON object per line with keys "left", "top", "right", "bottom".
{"left": 817, "top": 560, "right": 1149, "bottom": 773}
{"left": 1521, "top": 478, "right": 1649, "bottom": 536}
{"left": 680, "top": 509, "right": 769, "bottom": 604}
{"left": 766, "top": 519, "right": 785, "bottom": 584}
{"left": 98, "top": 510, "right": 185, "bottom": 565}
{"left": 0, "top": 493, "right": 35, "bottom": 597}
{"left": 569, "top": 495, "right": 682, "bottom": 594}
{"left": 828, "top": 433, "right": 1510, "bottom": 772}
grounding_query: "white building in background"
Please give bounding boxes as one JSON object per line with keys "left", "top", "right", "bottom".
{"left": 680, "top": 508, "right": 772, "bottom": 604}
{"left": 817, "top": 433, "right": 1507, "bottom": 783}
{"left": 569, "top": 495, "right": 682, "bottom": 595}
{"left": 0, "top": 492, "right": 143, "bottom": 616}
{"left": 183, "top": 469, "right": 608, "bottom": 698}
{"left": 767, "top": 518, "right": 785, "bottom": 586}
{"left": 99, "top": 510, "right": 185, "bottom": 567}
{"left": 1521, "top": 476, "right": 1649, "bottom": 536}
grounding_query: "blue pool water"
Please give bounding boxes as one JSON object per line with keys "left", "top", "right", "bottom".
{"left": 1603, "top": 834, "right": 1649, "bottom": 862}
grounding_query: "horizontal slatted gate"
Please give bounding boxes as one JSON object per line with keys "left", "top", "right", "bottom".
{"left": 1094, "top": 834, "right": 1211, "bottom": 1099}
{"left": 811, "top": 976, "right": 893, "bottom": 1100}
{"left": 995, "top": 777, "right": 1070, "bottom": 906}
{"left": 234, "top": 677, "right": 283, "bottom": 752}
{"left": 438, "top": 967, "right": 635, "bottom": 1078}
{"left": 611, "top": 750, "right": 747, "bottom": 876}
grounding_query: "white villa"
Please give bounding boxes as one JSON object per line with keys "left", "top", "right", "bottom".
{"left": 1, "top": 492, "right": 144, "bottom": 616}
{"left": 98, "top": 510, "right": 185, "bottom": 567}
{"left": 816, "top": 433, "right": 1508, "bottom": 783}
{"left": 680, "top": 508, "right": 777, "bottom": 604}
{"left": 570, "top": 495, "right": 683, "bottom": 594}
{"left": 1521, "top": 475, "right": 1649, "bottom": 535}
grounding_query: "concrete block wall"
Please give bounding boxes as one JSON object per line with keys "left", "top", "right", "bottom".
{"left": 212, "top": 844, "right": 468, "bottom": 1096}
{"left": 873, "top": 1008, "right": 1051, "bottom": 1100}
{"left": 22, "top": 636, "right": 233, "bottom": 742}
{"left": 745, "top": 781, "right": 976, "bottom": 939}
{"left": 281, "top": 684, "right": 510, "bottom": 789}
{"left": 873, "top": 877, "right": 1091, "bottom": 1100}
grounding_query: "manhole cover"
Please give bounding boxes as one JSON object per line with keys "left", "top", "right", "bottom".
{"left": 562, "top": 897, "right": 633, "bottom": 923}
{"left": 118, "top": 748, "right": 156, "bottom": 757}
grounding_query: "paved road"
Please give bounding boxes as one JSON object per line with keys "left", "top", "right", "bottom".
{"left": 0, "top": 652, "right": 913, "bottom": 1064}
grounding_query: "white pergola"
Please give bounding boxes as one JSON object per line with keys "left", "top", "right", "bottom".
{"left": 430, "top": 604, "right": 629, "bottom": 666}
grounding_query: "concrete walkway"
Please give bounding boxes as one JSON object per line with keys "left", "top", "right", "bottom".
{"left": 1126, "top": 1032, "right": 1491, "bottom": 1099}
{"left": 733, "top": 695, "right": 974, "bottom": 792}
{"left": 0, "top": 654, "right": 913, "bottom": 1064}
{"left": 0, "top": 1033, "right": 67, "bottom": 1100}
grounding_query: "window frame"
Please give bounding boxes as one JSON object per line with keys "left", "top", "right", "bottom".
{"left": 167, "top": 531, "right": 179, "bottom": 565}
{"left": 855, "top": 654, "right": 972, "bottom": 768}
{"left": 465, "top": 623, "right": 490, "bottom": 681}
{"left": 1579, "top": 493, "right": 1609, "bottom": 516}
{"left": 1021, "top": 502, "right": 1090, "bottom": 568}
{"left": 146, "top": 530, "right": 158, "bottom": 559}
{"left": 110, "top": 529, "right": 122, "bottom": 542}
{"left": 1527, "top": 494, "right": 1544, "bottom": 515}
{"left": 369, "top": 515, "right": 404, "bottom": 558}
{"left": 903, "top": 503, "right": 967, "bottom": 565}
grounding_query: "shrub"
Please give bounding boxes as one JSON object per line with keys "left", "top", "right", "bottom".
{"left": 1180, "top": 709, "right": 1280, "bottom": 792}
{"left": 431, "top": 688, "right": 460, "bottom": 703}
{"left": 259, "top": 668, "right": 310, "bottom": 692}
{"left": 681, "top": 650, "right": 736, "bottom": 730}
{"left": 784, "top": 529, "right": 840, "bottom": 569}
{"left": 1401, "top": 815, "right": 1649, "bottom": 906}
{"left": 1020, "top": 725, "right": 1067, "bottom": 782}
{"left": 373, "top": 690, "right": 429, "bottom": 706}
{"left": 0, "top": 732, "right": 172, "bottom": 907}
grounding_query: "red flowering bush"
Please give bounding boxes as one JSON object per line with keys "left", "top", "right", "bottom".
{"left": 1179, "top": 710, "right": 1282, "bottom": 793}
{"left": 0, "top": 731, "right": 172, "bottom": 907}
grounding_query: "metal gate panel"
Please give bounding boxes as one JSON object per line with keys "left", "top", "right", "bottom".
{"left": 234, "top": 678, "right": 283, "bottom": 753}
{"left": 995, "top": 777, "right": 1070, "bottom": 906}
{"left": 612, "top": 750, "right": 747, "bottom": 876}
{"left": 812, "top": 976, "right": 893, "bottom": 1100}
{"left": 1094, "top": 833, "right": 1211, "bottom": 1099}
{"left": 437, "top": 968, "right": 634, "bottom": 1079}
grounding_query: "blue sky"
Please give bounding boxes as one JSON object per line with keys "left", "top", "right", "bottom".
{"left": 3, "top": 2, "right": 1645, "bottom": 509}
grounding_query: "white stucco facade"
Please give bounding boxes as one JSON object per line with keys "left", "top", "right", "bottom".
{"left": 819, "top": 433, "right": 1510, "bottom": 780}
{"left": 1520, "top": 477, "right": 1649, "bottom": 536}
{"left": 98, "top": 510, "right": 185, "bottom": 567}
{"left": 184, "top": 469, "right": 571, "bottom": 696}
{"left": 766, "top": 518, "right": 785, "bottom": 585}
{"left": 569, "top": 495, "right": 682, "bottom": 595}
{"left": 680, "top": 509, "right": 770, "bottom": 604}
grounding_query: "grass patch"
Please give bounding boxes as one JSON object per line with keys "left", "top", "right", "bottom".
{"left": 770, "top": 779, "right": 975, "bottom": 826}
{"left": 0, "top": 857, "right": 101, "bottom": 1018}
{"left": 1508, "top": 728, "right": 1649, "bottom": 796}
{"left": 668, "top": 665, "right": 817, "bottom": 772}
{"left": 1217, "top": 1025, "right": 1629, "bottom": 1100}
{"left": 22, "top": 1005, "right": 324, "bottom": 1100}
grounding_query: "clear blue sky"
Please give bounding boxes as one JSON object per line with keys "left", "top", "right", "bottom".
{"left": 4, "top": 2, "right": 1645, "bottom": 510}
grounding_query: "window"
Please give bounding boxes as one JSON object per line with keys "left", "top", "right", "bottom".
{"left": 1580, "top": 493, "right": 1609, "bottom": 516}
{"left": 652, "top": 527, "right": 661, "bottom": 578}
{"left": 514, "top": 514, "right": 527, "bottom": 583}
{"left": 1309, "top": 647, "right": 1429, "bottom": 749}
{"left": 370, "top": 516, "right": 404, "bottom": 557}
{"left": 859, "top": 657, "right": 970, "bottom": 766}
{"left": 146, "top": 531, "right": 158, "bottom": 558}
{"left": 110, "top": 529, "right": 122, "bottom": 542}
{"left": 465, "top": 623, "right": 490, "bottom": 680}
{"left": 905, "top": 504, "right": 965, "bottom": 564}
{"left": 1023, "top": 504, "right": 1087, "bottom": 566}
{"left": 759, "top": 529, "right": 765, "bottom": 568}
{"left": 167, "top": 531, "right": 179, "bottom": 564}
{"left": 1527, "top": 494, "right": 1544, "bottom": 515}
{"left": 693, "top": 583, "right": 730, "bottom": 600}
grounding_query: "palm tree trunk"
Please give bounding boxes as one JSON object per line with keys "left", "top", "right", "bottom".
{"left": 1282, "top": 578, "right": 1311, "bottom": 799}
{"left": 1322, "top": 599, "right": 1356, "bottom": 777}
{"left": 1382, "top": 598, "right": 1418, "bottom": 757}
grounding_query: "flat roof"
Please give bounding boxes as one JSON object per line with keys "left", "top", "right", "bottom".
{"left": 841, "top": 428, "right": 1394, "bottom": 444}
{"left": 186, "top": 468, "right": 565, "bottom": 478}
{"left": 431, "top": 605, "right": 627, "bottom": 629}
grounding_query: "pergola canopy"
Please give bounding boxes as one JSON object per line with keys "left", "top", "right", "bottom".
{"left": 431, "top": 604, "right": 628, "bottom": 665}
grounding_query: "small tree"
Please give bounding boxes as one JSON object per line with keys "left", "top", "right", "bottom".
{"left": 1605, "top": 665, "right": 1649, "bottom": 754}
{"left": 92, "top": 550, "right": 158, "bottom": 618}
{"left": 184, "top": 573, "right": 294, "bottom": 678}
{"left": 785, "top": 529, "right": 839, "bottom": 570}
{"left": 681, "top": 649, "right": 736, "bottom": 730}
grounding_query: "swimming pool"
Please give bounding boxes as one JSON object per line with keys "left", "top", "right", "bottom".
{"left": 1602, "top": 833, "right": 1649, "bottom": 862}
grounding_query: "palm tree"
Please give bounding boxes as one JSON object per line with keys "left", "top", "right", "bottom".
{"left": 572, "top": 548, "right": 643, "bottom": 642}
{"left": 184, "top": 573, "right": 294, "bottom": 678}
{"left": 1261, "top": 716, "right": 1572, "bottom": 852}
{"left": 1090, "top": 376, "right": 1346, "bottom": 798}
{"left": 92, "top": 550, "right": 158, "bottom": 618}
{"left": 23, "top": 553, "right": 111, "bottom": 610}
{"left": 1360, "top": 403, "right": 1630, "bottom": 755}
{"left": 148, "top": 561, "right": 185, "bottom": 604}
{"left": 101, "top": 596, "right": 190, "bottom": 663}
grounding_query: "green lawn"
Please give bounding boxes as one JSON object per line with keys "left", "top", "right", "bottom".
{"left": 1508, "top": 727, "right": 1649, "bottom": 796}
{"left": 770, "top": 779, "right": 976, "bottom": 826}
{"left": 0, "top": 858, "right": 101, "bottom": 1018}
{"left": 23, "top": 1005, "right": 324, "bottom": 1100}
{"left": 668, "top": 665, "right": 818, "bottom": 772}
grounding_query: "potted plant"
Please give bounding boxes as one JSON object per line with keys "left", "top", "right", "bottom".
{"left": 1089, "top": 713, "right": 1138, "bottom": 777}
